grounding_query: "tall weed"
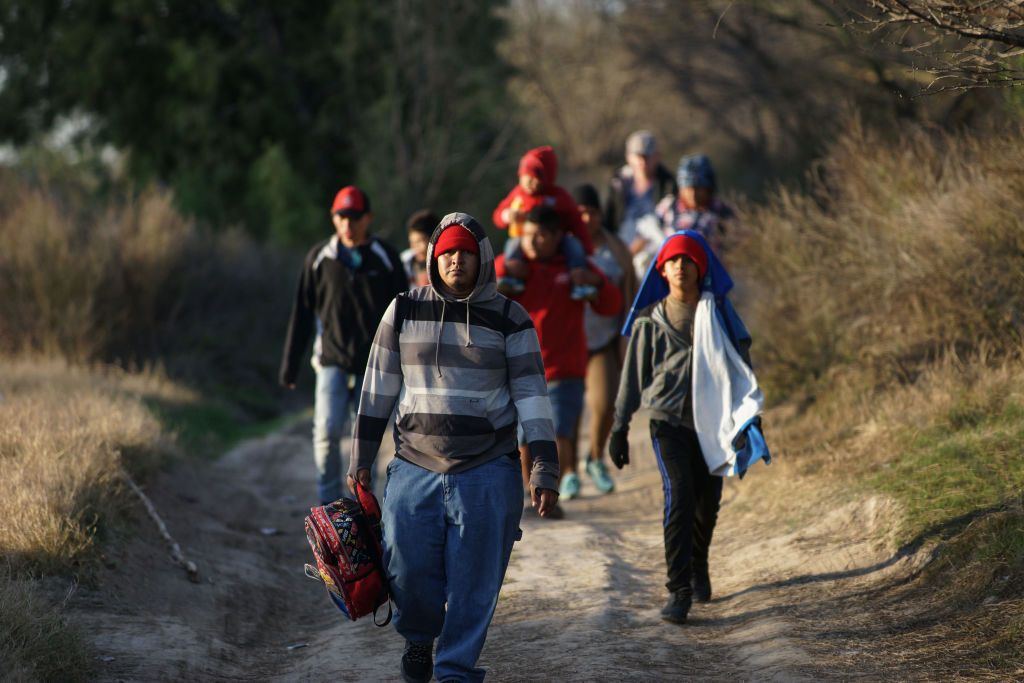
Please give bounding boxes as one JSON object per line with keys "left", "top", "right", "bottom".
{"left": 734, "top": 122, "right": 1024, "bottom": 399}
{"left": 0, "top": 359, "right": 179, "bottom": 574}
{"left": 0, "top": 172, "right": 295, "bottom": 412}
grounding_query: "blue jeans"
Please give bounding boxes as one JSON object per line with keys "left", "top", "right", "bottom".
{"left": 383, "top": 456, "right": 524, "bottom": 683}
{"left": 312, "top": 364, "right": 360, "bottom": 504}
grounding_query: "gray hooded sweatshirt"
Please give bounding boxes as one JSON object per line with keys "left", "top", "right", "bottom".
{"left": 613, "top": 299, "right": 751, "bottom": 433}
{"left": 350, "top": 212, "right": 559, "bottom": 492}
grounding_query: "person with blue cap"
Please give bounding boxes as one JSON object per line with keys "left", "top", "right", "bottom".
{"left": 655, "top": 154, "right": 735, "bottom": 254}
{"left": 609, "top": 230, "right": 770, "bottom": 624}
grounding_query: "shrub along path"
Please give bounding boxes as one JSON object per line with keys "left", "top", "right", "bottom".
{"left": 65, "top": 414, "right": 1012, "bottom": 681}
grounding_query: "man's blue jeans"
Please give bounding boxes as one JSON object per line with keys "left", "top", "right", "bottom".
{"left": 383, "top": 456, "right": 524, "bottom": 683}
{"left": 312, "top": 364, "right": 360, "bottom": 504}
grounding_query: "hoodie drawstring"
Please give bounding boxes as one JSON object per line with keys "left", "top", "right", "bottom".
{"left": 435, "top": 298, "right": 474, "bottom": 379}
{"left": 436, "top": 300, "right": 446, "bottom": 378}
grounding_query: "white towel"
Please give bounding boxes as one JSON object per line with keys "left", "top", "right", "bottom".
{"left": 691, "top": 291, "right": 764, "bottom": 477}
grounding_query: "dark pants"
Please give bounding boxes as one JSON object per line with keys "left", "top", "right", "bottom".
{"left": 650, "top": 420, "right": 723, "bottom": 594}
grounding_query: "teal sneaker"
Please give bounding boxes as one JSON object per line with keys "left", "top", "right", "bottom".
{"left": 585, "top": 459, "right": 615, "bottom": 494}
{"left": 559, "top": 473, "right": 581, "bottom": 500}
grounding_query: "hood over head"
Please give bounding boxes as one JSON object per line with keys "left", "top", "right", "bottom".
{"left": 517, "top": 146, "right": 558, "bottom": 186}
{"left": 621, "top": 229, "right": 733, "bottom": 336}
{"left": 677, "top": 154, "right": 717, "bottom": 191}
{"left": 427, "top": 212, "right": 497, "bottom": 304}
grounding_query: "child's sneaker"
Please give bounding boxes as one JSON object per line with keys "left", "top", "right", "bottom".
{"left": 559, "top": 473, "right": 581, "bottom": 500}
{"left": 570, "top": 284, "right": 598, "bottom": 301}
{"left": 585, "top": 459, "right": 615, "bottom": 494}
{"left": 497, "top": 276, "right": 525, "bottom": 296}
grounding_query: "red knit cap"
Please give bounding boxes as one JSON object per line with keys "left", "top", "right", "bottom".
{"left": 434, "top": 225, "right": 479, "bottom": 256}
{"left": 656, "top": 234, "right": 708, "bottom": 280}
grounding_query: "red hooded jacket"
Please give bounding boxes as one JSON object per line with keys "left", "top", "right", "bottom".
{"left": 495, "top": 253, "right": 621, "bottom": 381}
{"left": 492, "top": 146, "right": 593, "bottom": 253}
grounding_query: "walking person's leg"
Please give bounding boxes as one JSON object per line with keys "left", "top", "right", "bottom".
{"left": 584, "top": 343, "right": 618, "bottom": 493}
{"left": 435, "top": 456, "right": 524, "bottom": 682}
{"left": 550, "top": 379, "right": 585, "bottom": 501}
{"left": 650, "top": 420, "right": 699, "bottom": 623}
{"left": 381, "top": 459, "right": 447, "bottom": 682}
{"left": 689, "top": 440, "right": 723, "bottom": 602}
{"left": 312, "top": 363, "right": 350, "bottom": 504}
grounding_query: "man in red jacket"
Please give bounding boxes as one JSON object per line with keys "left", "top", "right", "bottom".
{"left": 495, "top": 205, "right": 622, "bottom": 518}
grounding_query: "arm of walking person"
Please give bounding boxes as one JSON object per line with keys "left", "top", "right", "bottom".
{"left": 492, "top": 189, "right": 517, "bottom": 229}
{"left": 278, "top": 254, "right": 317, "bottom": 388}
{"left": 503, "top": 301, "right": 560, "bottom": 504}
{"left": 586, "top": 265, "right": 623, "bottom": 318}
{"left": 348, "top": 297, "right": 404, "bottom": 491}
{"left": 609, "top": 321, "right": 653, "bottom": 468}
{"left": 609, "top": 237, "right": 639, "bottom": 361}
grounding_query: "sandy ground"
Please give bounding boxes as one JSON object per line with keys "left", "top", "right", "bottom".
{"left": 67, "top": 416, "right": 923, "bottom": 682}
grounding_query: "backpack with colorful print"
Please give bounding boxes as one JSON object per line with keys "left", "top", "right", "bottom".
{"left": 303, "top": 482, "right": 391, "bottom": 625}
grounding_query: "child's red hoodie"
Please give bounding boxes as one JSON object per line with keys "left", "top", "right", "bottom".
{"left": 492, "top": 146, "right": 593, "bottom": 253}
{"left": 495, "top": 253, "right": 620, "bottom": 381}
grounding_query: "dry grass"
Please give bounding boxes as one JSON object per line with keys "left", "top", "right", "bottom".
{"left": 0, "top": 575, "right": 92, "bottom": 682}
{"left": 0, "top": 358, "right": 193, "bottom": 678}
{"left": 0, "top": 170, "right": 295, "bottom": 414}
{"left": 733, "top": 120, "right": 1024, "bottom": 401}
{"left": 0, "top": 358, "right": 182, "bottom": 575}
{"left": 730, "top": 122, "right": 1024, "bottom": 676}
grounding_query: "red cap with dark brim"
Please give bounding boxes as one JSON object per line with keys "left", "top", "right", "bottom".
{"left": 434, "top": 225, "right": 479, "bottom": 256}
{"left": 331, "top": 185, "right": 370, "bottom": 217}
{"left": 656, "top": 234, "right": 708, "bottom": 280}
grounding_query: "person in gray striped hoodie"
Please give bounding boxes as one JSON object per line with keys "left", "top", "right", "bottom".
{"left": 348, "top": 212, "right": 559, "bottom": 683}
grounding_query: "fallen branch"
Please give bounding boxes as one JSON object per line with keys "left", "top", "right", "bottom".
{"left": 120, "top": 467, "right": 200, "bottom": 583}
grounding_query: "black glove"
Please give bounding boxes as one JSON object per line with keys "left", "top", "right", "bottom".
{"left": 609, "top": 430, "right": 630, "bottom": 469}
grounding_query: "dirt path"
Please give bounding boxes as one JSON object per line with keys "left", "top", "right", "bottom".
{"left": 69, "top": 417, "right": 919, "bottom": 681}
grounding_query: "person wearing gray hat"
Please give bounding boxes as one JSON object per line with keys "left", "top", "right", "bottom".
{"left": 605, "top": 130, "right": 678, "bottom": 261}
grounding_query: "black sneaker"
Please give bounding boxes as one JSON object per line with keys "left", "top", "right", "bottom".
{"left": 691, "top": 571, "right": 712, "bottom": 603}
{"left": 660, "top": 590, "right": 692, "bottom": 624}
{"left": 401, "top": 640, "right": 433, "bottom": 683}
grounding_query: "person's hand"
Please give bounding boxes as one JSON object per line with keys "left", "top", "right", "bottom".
{"left": 286, "top": 383, "right": 295, "bottom": 390}
{"left": 502, "top": 208, "right": 523, "bottom": 225}
{"left": 570, "top": 267, "right": 601, "bottom": 287}
{"left": 609, "top": 430, "right": 630, "bottom": 469}
{"left": 531, "top": 487, "right": 559, "bottom": 517}
{"left": 505, "top": 258, "right": 529, "bottom": 279}
{"left": 347, "top": 468, "right": 371, "bottom": 493}
{"left": 629, "top": 238, "right": 647, "bottom": 256}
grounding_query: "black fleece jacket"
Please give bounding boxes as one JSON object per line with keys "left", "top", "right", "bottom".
{"left": 279, "top": 235, "right": 407, "bottom": 385}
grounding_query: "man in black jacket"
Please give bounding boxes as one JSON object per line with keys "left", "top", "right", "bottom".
{"left": 279, "top": 185, "right": 407, "bottom": 504}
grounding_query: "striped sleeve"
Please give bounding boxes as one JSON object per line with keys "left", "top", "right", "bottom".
{"left": 505, "top": 302, "right": 559, "bottom": 492}
{"left": 350, "top": 298, "right": 403, "bottom": 477}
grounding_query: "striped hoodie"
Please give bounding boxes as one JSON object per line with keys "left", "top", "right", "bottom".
{"left": 350, "top": 212, "right": 559, "bottom": 492}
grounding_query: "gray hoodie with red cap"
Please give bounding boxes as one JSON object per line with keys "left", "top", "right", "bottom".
{"left": 350, "top": 212, "right": 559, "bottom": 492}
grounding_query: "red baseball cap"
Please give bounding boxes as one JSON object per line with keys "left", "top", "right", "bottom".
{"left": 656, "top": 234, "right": 708, "bottom": 280}
{"left": 434, "top": 225, "right": 479, "bottom": 256}
{"left": 331, "top": 186, "right": 371, "bottom": 217}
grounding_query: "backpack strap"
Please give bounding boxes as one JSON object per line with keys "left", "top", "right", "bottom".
{"left": 393, "top": 292, "right": 410, "bottom": 337}
{"left": 353, "top": 481, "right": 392, "bottom": 627}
